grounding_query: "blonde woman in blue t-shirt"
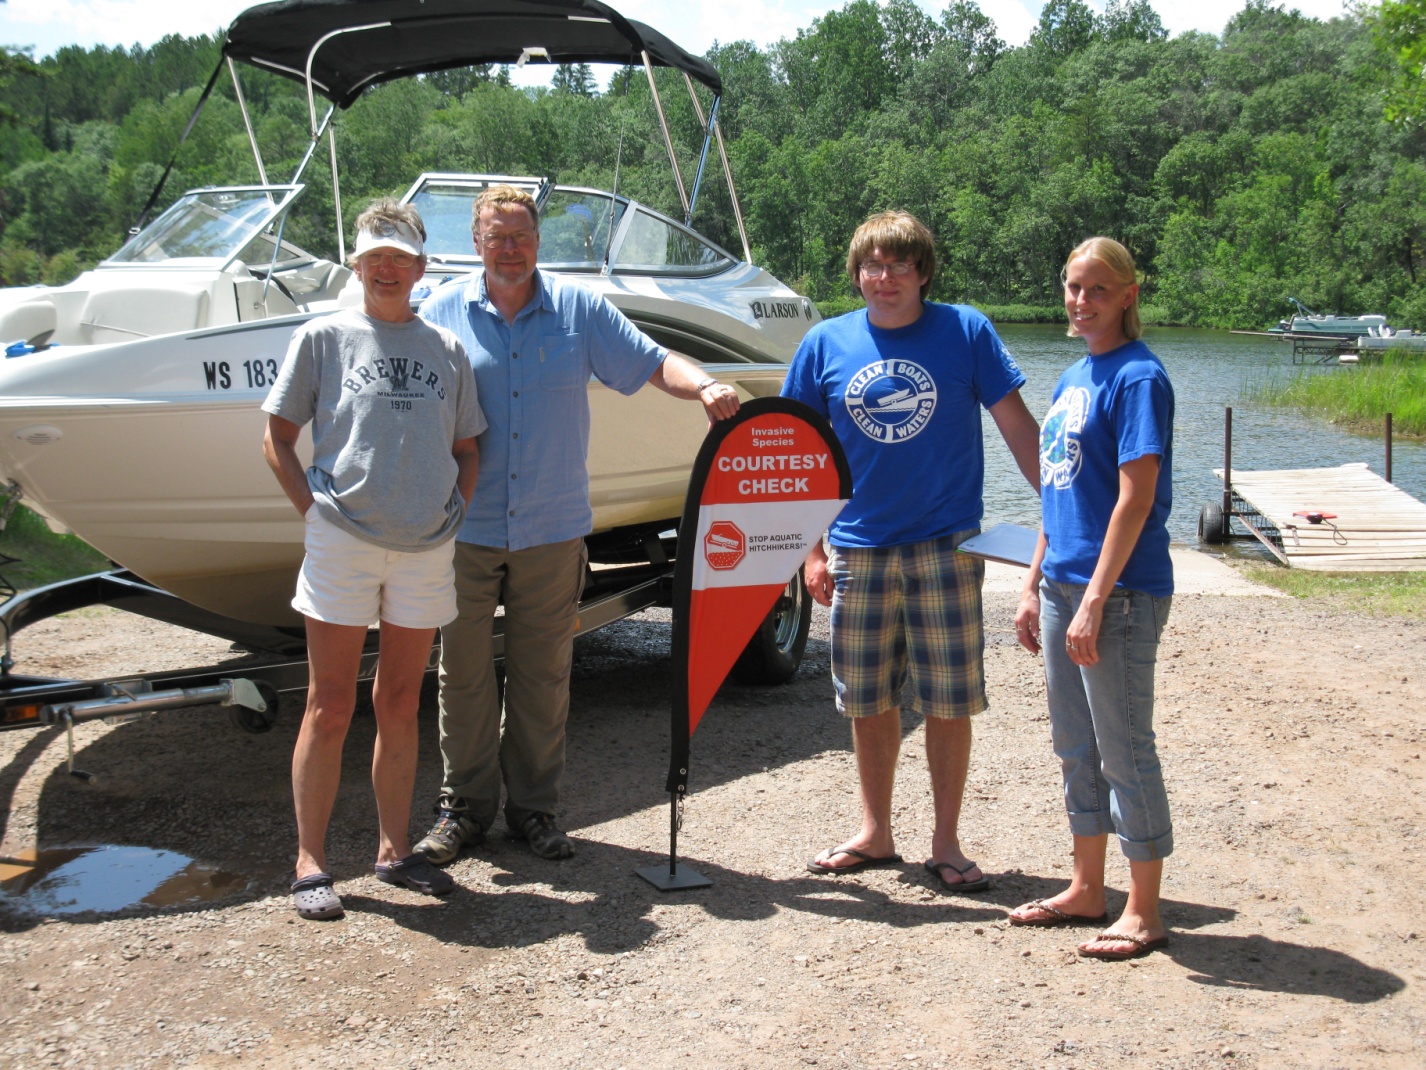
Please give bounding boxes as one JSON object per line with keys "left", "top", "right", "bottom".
{"left": 1009, "top": 237, "right": 1176, "bottom": 961}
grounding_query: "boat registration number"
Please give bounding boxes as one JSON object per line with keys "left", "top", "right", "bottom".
{"left": 202, "top": 359, "right": 280, "bottom": 391}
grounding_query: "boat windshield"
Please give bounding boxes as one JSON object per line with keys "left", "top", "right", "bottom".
{"left": 405, "top": 176, "right": 732, "bottom": 276}
{"left": 406, "top": 177, "right": 543, "bottom": 263}
{"left": 106, "top": 186, "right": 305, "bottom": 268}
{"left": 407, "top": 179, "right": 627, "bottom": 270}
{"left": 540, "top": 190, "right": 624, "bottom": 270}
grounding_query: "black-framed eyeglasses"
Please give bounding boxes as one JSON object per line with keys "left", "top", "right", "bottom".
{"left": 860, "top": 261, "right": 915, "bottom": 279}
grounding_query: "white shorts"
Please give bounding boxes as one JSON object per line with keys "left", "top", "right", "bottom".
{"left": 292, "top": 508, "right": 457, "bottom": 630}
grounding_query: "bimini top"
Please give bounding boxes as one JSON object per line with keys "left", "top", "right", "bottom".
{"left": 222, "top": 0, "right": 722, "bottom": 108}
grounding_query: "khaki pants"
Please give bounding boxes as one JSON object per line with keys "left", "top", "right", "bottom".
{"left": 435, "top": 538, "right": 586, "bottom": 832}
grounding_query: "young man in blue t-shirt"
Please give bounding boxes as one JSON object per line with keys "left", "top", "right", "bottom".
{"left": 782, "top": 211, "right": 1040, "bottom": 891}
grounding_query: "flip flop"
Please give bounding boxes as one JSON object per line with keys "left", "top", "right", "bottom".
{"left": 1077, "top": 931, "right": 1170, "bottom": 961}
{"left": 806, "top": 846, "right": 903, "bottom": 875}
{"left": 924, "top": 859, "right": 991, "bottom": 894}
{"left": 1008, "top": 899, "right": 1110, "bottom": 927}
{"left": 291, "top": 872, "right": 343, "bottom": 920}
{"left": 376, "top": 853, "right": 454, "bottom": 896}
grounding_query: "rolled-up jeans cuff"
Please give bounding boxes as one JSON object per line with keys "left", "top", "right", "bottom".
{"left": 1118, "top": 830, "right": 1173, "bottom": 862}
{"left": 1067, "top": 809, "right": 1116, "bottom": 839}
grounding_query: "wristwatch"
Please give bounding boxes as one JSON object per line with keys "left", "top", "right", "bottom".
{"left": 695, "top": 377, "right": 720, "bottom": 393}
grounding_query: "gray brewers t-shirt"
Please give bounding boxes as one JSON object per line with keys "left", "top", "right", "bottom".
{"left": 263, "top": 308, "right": 487, "bottom": 552}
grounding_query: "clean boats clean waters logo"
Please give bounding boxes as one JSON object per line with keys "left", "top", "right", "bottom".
{"left": 1040, "top": 386, "right": 1089, "bottom": 488}
{"left": 844, "top": 359, "right": 937, "bottom": 442}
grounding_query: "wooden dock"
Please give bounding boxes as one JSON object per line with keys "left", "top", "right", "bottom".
{"left": 1214, "top": 463, "right": 1426, "bottom": 570}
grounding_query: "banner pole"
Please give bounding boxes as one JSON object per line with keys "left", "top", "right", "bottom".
{"left": 635, "top": 398, "right": 850, "bottom": 893}
{"left": 668, "top": 791, "right": 679, "bottom": 877}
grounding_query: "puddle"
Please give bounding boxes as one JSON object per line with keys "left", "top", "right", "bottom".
{"left": 0, "top": 845, "right": 252, "bottom": 915}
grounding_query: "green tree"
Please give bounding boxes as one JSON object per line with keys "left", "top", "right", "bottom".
{"left": 424, "top": 65, "right": 496, "bottom": 101}
{"left": 1373, "top": 0, "right": 1426, "bottom": 120}
{"left": 551, "top": 63, "right": 596, "bottom": 98}
{"left": 941, "top": 1, "right": 1004, "bottom": 71}
{"left": 1100, "top": 1, "right": 1167, "bottom": 44}
{"left": 1030, "top": 1, "right": 1099, "bottom": 60}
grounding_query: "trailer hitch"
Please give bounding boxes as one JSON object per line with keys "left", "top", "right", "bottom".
{"left": 44, "top": 677, "right": 278, "bottom": 784}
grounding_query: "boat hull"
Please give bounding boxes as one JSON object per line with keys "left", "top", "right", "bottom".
{"left": 0, "top": 293, "right": 795, "bottom": 626}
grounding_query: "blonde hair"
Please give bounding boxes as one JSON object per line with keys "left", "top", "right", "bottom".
{"left": 1062, "top": 237, "right": 1141, "bottom": 341}
{"left": 472, "top": 184, "right": 540, "bottom": 233}
{"left": 846, "top": 210, "right": 936, "bottom": 299}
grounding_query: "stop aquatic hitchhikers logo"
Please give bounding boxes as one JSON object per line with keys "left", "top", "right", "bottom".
{"left": 1040, "top": 387, "right": 1090, "bottom": 488}
{"left": 704, "top": 520, "right": 747, "bottom": 570}
{"left": 845, "top": 359, "right": 937, "bottom": 442}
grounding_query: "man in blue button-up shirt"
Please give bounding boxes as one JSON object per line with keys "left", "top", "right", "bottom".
{"left": 416, "top": 185, "right": 740, "bottom": 862}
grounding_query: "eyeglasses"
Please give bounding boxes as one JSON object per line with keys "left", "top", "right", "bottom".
{"left": 859, "top": 260, "right": 916, "bottom": 279}
{"left": 360, "top": 251, "right": 417, "bottom": 268}
{"left": 479, "top": 230, "right": 537, "bottom": 249}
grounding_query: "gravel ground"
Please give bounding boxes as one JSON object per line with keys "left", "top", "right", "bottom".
{"left": 1, "top": 561, "right": 1424, "bottom": 1069}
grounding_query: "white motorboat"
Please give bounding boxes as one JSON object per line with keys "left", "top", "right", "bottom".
{"left": 0, "top": 0, "right": 816, "bottom": 627}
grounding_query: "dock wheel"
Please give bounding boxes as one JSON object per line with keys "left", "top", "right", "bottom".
{"left": 229, "top": 681, "right": 282, "bottom": 734}
{"left": 1198, "top": 501, "right": 1228, "bottom": 544}
{"left": 729, "top": 566, "right": 813, "bottom": 685}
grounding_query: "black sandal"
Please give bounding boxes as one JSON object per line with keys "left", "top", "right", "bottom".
{"left": 375, "top": 853, "right": 454, "bottom": 896}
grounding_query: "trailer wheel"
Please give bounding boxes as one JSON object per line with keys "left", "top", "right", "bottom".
{"left": 229, "top": 681, "right": 282, "bottom": 734}
{"left": 1198, "top": 501, "right": 1228, "bottom": 544}
{"left": 729, "top": 567, "right": 813, "bottom": 685}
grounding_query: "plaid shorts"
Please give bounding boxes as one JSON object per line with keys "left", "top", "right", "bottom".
{"left": 828, "top": 531, "right": 987, "bottom": 720}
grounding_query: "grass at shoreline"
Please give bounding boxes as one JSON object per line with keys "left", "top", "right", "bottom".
{"left": 1252, "top": 354, "right": 1426, "bottom": 437}
{"left": 0, "top": 504, "right": 109, "bottom": 592}
{"left": 1237, "top": 562, "right": 1426, "bottom": 618}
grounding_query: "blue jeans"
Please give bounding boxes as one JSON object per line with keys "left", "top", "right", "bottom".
{"left": 1040, "top": 580, "right": 1173, "bottom": 861}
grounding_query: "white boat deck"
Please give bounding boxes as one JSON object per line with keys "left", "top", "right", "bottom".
{"left": 1215, "top": 463, "right": 1426, "bottom": 571}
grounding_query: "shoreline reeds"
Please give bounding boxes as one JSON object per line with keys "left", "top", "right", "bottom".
{"left": 1252, "top": 352, "right": 1426, "bottom": 437}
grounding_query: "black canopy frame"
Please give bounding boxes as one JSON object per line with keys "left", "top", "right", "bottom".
{"left": 138, "top": 0, "right": 750, "bottom": 263}
{"left": 222, "top": 0, "right": 721, "bottom": 108}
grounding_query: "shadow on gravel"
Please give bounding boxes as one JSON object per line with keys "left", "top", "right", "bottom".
{"left": 1169, "top": 932, "right": 1405, "bottom": 1002}
{"left": 1, "top": 614, "right": 849, "bottom": 932}
{"left": 358, "top": 848, "right": 1404, "bottom": 1009}
{"left": 563, "top": 618, "right": 858, "bottom": 830}
{"left": 0, "top": 612, "right": 1026, "bottom": 934}
{"left": 0, "top": 724, "right": 63, "bottom": 847}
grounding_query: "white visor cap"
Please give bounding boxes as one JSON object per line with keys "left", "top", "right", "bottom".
{"left": 353, "top": 218, "right": 424, "bottom": 259}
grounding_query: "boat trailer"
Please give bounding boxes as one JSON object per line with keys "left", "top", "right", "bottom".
{"left": 1, "top": 560, "right": 678, "bottom": 748}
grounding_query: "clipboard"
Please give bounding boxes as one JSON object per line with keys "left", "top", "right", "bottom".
{"left": 956, "top": 523, "right": 1038, "bottom": 568}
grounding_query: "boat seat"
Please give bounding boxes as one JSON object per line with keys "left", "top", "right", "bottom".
{"left": 0, "top": 296, "right": 58, "bottom": 346}
{"left": 80, "top": 284, "right": 211, "bottom": 344}
{"left": 234, "top": 275, "right": 300, "bottom": 321}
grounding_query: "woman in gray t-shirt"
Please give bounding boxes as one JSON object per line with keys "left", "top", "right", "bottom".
{"left": 262, "top": 200, "right": 485, "bottom": 920}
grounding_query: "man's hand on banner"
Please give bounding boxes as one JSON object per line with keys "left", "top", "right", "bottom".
{"left": 803, "top": 540, "right": 834, "bottom": 607}
{"left": 697, "top": 379, "right": 741, "bottom": 423}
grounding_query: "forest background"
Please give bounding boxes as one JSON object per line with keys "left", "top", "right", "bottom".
{"left": 3, "top": 0, "right": 1426, "bottom": 331}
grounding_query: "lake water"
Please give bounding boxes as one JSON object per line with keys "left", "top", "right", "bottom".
{"left": 981, "top": 324, "right": 1426, "bottom": 547}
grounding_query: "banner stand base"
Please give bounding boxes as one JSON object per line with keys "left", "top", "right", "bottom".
{"left": 635, "top": 863, "right": 712, "bottom": 891}
{"left": 635, "top": 792, "right": 711, "bottom": 890}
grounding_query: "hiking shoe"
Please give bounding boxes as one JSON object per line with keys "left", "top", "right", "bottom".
{"left": 515, "top": 813, "right": 574, "bottom": 859}
{"left": 414, "top": 805, "right": 483, "bottom": 866}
